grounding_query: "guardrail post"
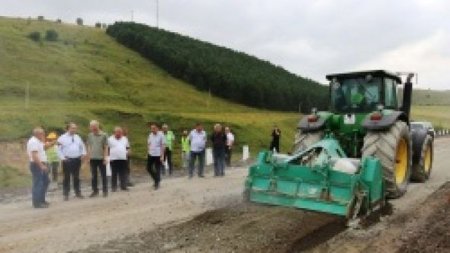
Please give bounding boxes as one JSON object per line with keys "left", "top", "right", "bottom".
{"left": 206, "top": 148, "right": 213, "bottom": 166}
{"left": 242, "top": 145, "right": 250, "bottom": 161}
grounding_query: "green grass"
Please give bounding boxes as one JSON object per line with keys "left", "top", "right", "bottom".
{"left": 411, "top": 89, "right": 450, "bottom": 106}
{"left": 411, "top": 105, "right": 450, "bottom": 130}
{"left": 0, "top": 17, "right": 299, "bottom": 168}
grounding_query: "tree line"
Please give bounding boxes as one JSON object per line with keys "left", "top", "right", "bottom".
{"left": 106, "top": 22, "right": 328, "bottom": 112}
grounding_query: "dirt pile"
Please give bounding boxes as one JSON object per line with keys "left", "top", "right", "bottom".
{"left": 397, "top": 182, "right": 450, "bottom": 253}
{"left": 77, "top": 204, "right": 341, "bottom": 253}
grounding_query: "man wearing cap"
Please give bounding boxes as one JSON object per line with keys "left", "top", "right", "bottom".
{"left": 87, "top": 120, "right": 108, "bottom": 197}
{"left": 180, "top": 130, "right": 190, "bottom": 170}
{"left": 45, "top": 132, "right": 60, "bottom": 186}
{"left": 27, "top": 127, "right": 54, "bottom": 208}
{"left": 57, "top": 122, "right": 87, "bottom": 201}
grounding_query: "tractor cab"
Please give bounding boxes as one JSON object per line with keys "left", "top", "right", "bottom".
{"left": 327, "top": 70, "right": 402, "bottom": 114}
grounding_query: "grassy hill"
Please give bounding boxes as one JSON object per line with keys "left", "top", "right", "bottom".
{"left": 0, "top": 17, "right": 300, "bottom": 166}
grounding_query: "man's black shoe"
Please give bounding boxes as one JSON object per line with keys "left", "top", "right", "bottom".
{"left": 75, "top": 194, "right": 84, "bottom": 199}
{"left": 111, "top": 188, "right": 117, "bottom": 192}
{"left": 89, "top": 192, "right": 99, "bottom": 198}
{"left": 127, "top": 182, "right": 134, "bottom": 187}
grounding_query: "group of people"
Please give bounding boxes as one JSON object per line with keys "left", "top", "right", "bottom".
{"left": 26, "top": 120, "right": 235, "bottom": 208}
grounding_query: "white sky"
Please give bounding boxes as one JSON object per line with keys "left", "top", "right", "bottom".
{"left": 2, "top": 0, "right": 450, "bottom": 90}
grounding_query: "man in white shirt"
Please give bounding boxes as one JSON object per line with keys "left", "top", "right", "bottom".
{"left": 108, "top": 126, "right": 130, "bottom": 192}
{"left": 188, "top": 123, "right": 207, "bottom": 178}
{"left": 225, "top": 126, "right": 234, "bottom": 167}
{"left": 27, "top": 127, "right": 54, "bottom": 208}
{"left": 57, "top": 122, "right": 87, "bottom": 201}
{"left": 147, "top": 123, "right": 165, "bottom": 190}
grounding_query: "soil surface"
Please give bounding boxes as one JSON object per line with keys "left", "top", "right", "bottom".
{"left": 1, "top": 137, "right": 450, "bottom": 253}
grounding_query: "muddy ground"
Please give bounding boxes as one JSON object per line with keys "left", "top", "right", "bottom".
{"left": 1, "top": 137, "right": 450, "bottom": 253}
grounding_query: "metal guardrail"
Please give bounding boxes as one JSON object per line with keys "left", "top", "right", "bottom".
{"left": 436, "top": 129, "right": 450, "bottom": 137}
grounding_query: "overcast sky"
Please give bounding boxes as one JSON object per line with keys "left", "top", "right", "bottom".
{"left": 2, "top": 0, "right": 450, "bottom": 89}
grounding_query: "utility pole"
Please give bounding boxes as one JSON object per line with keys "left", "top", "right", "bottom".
{"left": 131, "top": 10, "right": 134, "bottom": 21}
{"left": 156, "top": 0, "right": 159, "bottom": 28}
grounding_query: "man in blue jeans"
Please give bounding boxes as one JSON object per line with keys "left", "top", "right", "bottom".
{"left": 27, "top": 127, "right": 54, "bottom": 208}
{"left": 188, "top": 123, "right": 207, "bottom": 178}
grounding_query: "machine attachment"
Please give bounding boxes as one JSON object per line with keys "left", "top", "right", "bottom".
{"left": 244, "top": 135, "right": 385, "bottom": 221}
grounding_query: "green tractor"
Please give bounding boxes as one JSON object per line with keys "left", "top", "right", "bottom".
{"left": 244, "top": 70, "right": 433, "bottom": 221}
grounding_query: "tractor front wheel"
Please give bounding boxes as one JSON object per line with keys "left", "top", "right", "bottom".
{"left": 362, "top": 121, "right": 412, "bottom": 198}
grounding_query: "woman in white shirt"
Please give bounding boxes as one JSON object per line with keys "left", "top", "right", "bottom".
{"left": 108, "top": 127, "right": 130, "bottom": 192}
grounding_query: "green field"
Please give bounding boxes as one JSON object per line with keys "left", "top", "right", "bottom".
{"left": 411, "top": 89, "right": 450, "bottom": 106}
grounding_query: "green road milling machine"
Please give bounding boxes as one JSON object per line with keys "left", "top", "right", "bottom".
{"left": 244, "top": 70, "right": 434, "bottom": 223}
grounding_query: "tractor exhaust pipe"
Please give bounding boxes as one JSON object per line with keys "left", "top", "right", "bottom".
{"left": 402, "top": 73, "right": 414, "bottom": 119}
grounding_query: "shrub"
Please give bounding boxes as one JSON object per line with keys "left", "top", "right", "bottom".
{"left": 95, "top": 22, "right": 101, "bottom": 28}
{"left": 76, "top": 18, "right": 83, "bottom": 26}
{"left": 102, "top": 23, "right": 108, "bottom": 29}
{"left": 56, "top": 19, "right": 62, "bottom": 23}
{"left": 28, "top": 31, "right": 41, "bottom": 42}
{"left": 37, "top": 16, "right": 44, "bottom": 21}
{"left": 45, "top": 29, "right": 58, "bottom": 41}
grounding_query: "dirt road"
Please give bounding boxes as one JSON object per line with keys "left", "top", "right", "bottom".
{"left": 1, "top": 138, "right": 449, "bottom": 253}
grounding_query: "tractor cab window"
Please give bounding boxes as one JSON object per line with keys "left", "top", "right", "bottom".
{"left": 331, "top": 77, "right": 381, "bottom": 113}
{"left": 384, "top": 78, "right": 398, "bottom": 109}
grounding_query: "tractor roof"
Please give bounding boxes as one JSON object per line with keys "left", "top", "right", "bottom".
{"left": 326, "top": 70, "right": 402, "bottom": 84}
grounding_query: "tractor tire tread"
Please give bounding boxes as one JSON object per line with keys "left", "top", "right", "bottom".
{"left": 411, "top": 135, "right": 433, "bottom": 182}
{"left": 362, "top": 121, "right": 412, "bottom": 199}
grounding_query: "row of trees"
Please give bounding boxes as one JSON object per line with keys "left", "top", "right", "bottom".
{"left": 106, "top": 22, "right": 328, "bottom": 112}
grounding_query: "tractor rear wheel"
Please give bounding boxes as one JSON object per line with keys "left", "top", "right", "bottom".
{"left": 362, "top": 121, "right": 412, "bottom": 198}
{"left": 293, "top": 131, "right": 324, "bottom": 153}
{"left": 411, "top": 135, "right": 433, "bottom": 182}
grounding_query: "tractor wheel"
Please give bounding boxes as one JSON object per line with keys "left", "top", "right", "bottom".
{"left": 362, "top": 121, "right": 412, "bottom": 198}
{"left": 411, "top": 135, "right": 433, "bottom": 182}
{"left": 293, "top": 131, "right": 324, "bottom": 153}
